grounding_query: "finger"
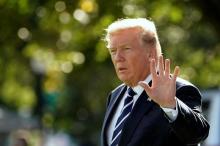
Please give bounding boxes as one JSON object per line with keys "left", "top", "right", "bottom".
{"left": 150, "top": 59, "right": 157, "bottom": 79}
{"left": 172, "top": 66, "right": 180, "bottom": 81}
{"left": 138, "top": 81, "right": 151, "bottom": 94}
{"left": 158, "top": 55, "right": 164, "bottom": 76}
{"left": 165, "top": 59, "right": 170, "bottom": 77}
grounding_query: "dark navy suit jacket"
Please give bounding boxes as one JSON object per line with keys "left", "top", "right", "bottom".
{"left": 101, "top": 78, "right": 209, "bottom": 146}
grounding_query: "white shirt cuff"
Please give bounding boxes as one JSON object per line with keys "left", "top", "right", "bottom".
{"left": 161, "top": 97, "right": 178, "bottom": 122}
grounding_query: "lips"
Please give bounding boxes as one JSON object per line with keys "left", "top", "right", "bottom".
{"left": 118, "top": 67, "right": 127, "bottom": 73}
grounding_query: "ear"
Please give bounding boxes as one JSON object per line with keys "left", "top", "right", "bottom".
{"left": 148, "top": 52, "right": 153, "bottom": 62}
{"left": 148, "top": 48, "right": 157, "bottom": 61}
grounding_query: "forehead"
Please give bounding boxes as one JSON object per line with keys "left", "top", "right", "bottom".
{"left": 109, "top": 28, "right": 142, "bottom": 48}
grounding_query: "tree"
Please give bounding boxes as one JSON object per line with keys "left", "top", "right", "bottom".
{"left": 0, "top": 0, "right": 219, "bottom": 145}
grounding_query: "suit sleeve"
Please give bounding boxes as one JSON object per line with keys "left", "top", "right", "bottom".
{"left": 171, "top": 85, "right": 210, "bottom": 144}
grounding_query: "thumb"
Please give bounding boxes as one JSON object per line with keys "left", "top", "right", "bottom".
{"left": 138, "top": 81, "right": 151, "bottom": 94}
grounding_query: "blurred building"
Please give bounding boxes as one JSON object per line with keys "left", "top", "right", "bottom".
{"left": 202, "top": 89, "right": 220, "bottom": 146}
{"left": 0, "top": 107, "right": 39, "bottom": 146}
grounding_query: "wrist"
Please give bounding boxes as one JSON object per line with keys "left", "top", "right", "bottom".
{"left": 160, "top": 97, "right": 177, "bottom": 109}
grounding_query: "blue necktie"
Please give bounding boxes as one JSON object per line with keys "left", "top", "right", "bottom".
{"left": 110, "top": 87, "right": 136, "bottom": 146}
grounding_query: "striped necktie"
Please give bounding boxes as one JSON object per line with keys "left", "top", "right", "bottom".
{"left": 110, "top": 87, "right": 136, "bottom": 146}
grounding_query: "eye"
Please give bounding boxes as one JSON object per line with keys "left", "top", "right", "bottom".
{"left": 110, "top": 49, "right": 116, "bottom": 55}
{"left": 124, "top": 47, "right": 131, "bottom": 51}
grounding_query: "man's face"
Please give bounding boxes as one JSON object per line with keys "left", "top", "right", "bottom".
{"left": 108, "top": 28, "right": 153, "bottom": 87}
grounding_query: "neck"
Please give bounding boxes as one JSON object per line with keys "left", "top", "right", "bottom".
{"left": 126, "top": 74, "right": 151, "bottom": 87}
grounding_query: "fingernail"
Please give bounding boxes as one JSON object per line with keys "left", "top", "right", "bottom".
{"left": 138, "top": 81, "right": 145, "bottom": 85}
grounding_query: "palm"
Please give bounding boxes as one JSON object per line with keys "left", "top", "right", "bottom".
{"left": 139, "top": 55, "right": 180, "bottom": 108}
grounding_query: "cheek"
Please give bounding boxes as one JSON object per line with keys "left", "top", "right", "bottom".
{"left": 127, "top": 61, "right": 137, "bottom": 73}
{"left": 134, "top": 56, "right": 149, "bottom": 71}
{"left": 111, "top": 58, "right": 117, "bottom": 67}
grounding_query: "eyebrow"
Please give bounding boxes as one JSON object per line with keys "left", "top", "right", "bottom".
{"left": 109, "top": 44, "right": 131, "bottom": 50}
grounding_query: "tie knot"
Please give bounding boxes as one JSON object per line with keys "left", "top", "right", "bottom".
{"left": 127, "top": 87, "right": 136, "bottom": 97}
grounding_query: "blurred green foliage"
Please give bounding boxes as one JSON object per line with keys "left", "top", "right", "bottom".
{"left": 0, "top": 0, "right": 220, "bottom": 145}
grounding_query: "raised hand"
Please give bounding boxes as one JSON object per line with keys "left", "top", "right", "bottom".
{"left": 139, "top": 55, "right": 180, "bottom": 108}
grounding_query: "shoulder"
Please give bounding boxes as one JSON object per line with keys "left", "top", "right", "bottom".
{"left": 106, "top": 83, "right": 126, "bottom": 107}
{"left": 176, "top": 77, "right": 202, "bottom": 98}
{"left": 111, "top": 83, "right": 126, "bottom": 97}
{"left": 176, "top": 77, "right": 196, "bottom": 89}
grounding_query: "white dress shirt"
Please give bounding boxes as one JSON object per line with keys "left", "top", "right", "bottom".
{"left": 106, "top": 75, "right": 178, "bottom": 145}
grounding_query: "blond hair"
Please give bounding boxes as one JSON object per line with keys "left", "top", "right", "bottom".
{"left": 104, "top": 18, "right": 162, "bottom": 56}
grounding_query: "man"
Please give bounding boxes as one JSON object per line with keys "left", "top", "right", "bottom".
{"left": 101, "top": 18, "right": 209, "bottom": 146}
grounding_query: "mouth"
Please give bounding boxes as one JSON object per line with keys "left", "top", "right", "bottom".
{"left": 118, "top": 67, "right": 127, "bottom": 73}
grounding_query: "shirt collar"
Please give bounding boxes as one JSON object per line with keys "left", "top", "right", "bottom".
{"left": 131, "top": 74, "right": 152, "bottom": 95}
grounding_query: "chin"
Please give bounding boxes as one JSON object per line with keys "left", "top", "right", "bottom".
{"left": 118, "top": 74, "right": 128, "bottom": 81}
{"left": 118, "top": 77, "right": 135, "bottom": 86}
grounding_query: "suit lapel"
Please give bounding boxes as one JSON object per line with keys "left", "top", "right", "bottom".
{"left": 101, "top": 85, "right": 127, "bottom": 146}
{"left": 119, "top": 91, "right": 154, "bottom": 146}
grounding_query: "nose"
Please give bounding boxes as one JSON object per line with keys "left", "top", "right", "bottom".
{"left": 114, "top": 50, "right": 124, "bottom": 62}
